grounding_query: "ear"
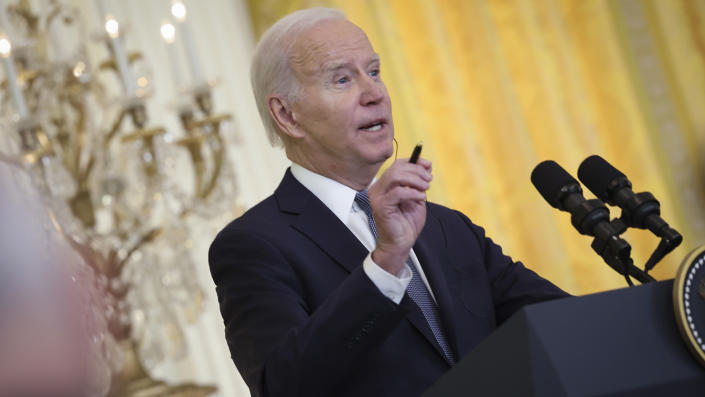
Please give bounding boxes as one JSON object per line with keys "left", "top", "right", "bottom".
{"left": 268, "top": 95, "right": 305, "bottom": 139}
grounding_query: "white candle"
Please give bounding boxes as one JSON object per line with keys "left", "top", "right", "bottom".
{"left": 50, "top": 22, "right": 66, "bottom": 61}
{"left": 160, "top": 22, "right": 184, "bottom": 90}
{"left": 0, "top": 1, "right": 12, "bottom": 41}
{"left": 171, "top": 1, "right": 202, "bottom": 84}
{"left": 105, "top": 17, "right": 136, "bottom": 97}
{"left": 93, "top": 0, "right": 107, "bottom": 24}
{"left": 0, "top": 37, "right": 29, "bottom": 119}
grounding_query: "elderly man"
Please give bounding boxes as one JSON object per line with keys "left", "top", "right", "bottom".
{"left": 209, "top": 8, "right": 567, "bottom": 397}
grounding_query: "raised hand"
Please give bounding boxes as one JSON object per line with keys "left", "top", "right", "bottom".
{"left": 368, "top": 158, "right": 432, "bottom": 276}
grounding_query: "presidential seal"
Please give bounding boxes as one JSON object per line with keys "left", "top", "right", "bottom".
{"left": 674, "top": 245, "right": 705, "bottom": 368}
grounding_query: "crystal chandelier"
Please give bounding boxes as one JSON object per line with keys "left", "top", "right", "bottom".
{"left": 0, "top": 0, "right": 241, "bottom": 395}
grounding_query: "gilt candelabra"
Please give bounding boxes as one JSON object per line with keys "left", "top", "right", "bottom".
{"left": 0, "top": 1, "right": 241, "bottom": 395}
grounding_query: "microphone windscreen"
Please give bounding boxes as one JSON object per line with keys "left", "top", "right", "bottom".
{"left": 531, "top": 160, "right": 580, "bottom": 209}
{"left": 577, "top": 155, "right": 626, "bottom": 201}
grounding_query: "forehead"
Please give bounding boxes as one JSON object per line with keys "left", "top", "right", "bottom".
{"left": 289, "top": 19, "right": 377, "bottom": 74}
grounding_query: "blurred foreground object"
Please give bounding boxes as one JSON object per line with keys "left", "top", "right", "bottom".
{"left": 0, "top": 162, "right": 114, "bottom": 396}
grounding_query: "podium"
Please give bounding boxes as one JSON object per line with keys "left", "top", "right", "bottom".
{"left": 423, "top": 280, "right": 705, "bottom": 396}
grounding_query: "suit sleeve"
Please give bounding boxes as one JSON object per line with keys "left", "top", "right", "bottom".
{"left": 456, "top": 211, "right": 570, "bottom": 324}
{"left": 208, "top": 227, "right": 407, "bottom": 397}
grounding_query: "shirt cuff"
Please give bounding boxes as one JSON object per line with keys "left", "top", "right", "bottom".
{"left": 362, "top": 253, "right": 412, "bottom": 304}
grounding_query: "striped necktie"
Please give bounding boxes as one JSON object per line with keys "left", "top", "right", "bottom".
{"left": 354, "top": 190, "right": 455, "bottom": 365}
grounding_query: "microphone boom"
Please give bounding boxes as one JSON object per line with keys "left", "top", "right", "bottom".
{"left": 531, "top": 160, "right": 655, "bottom": 284}
{"left": 578, "top": 155, "right": 682, "bottom": 272}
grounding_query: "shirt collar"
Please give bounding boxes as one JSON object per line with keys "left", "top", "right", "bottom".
{"left": 290, "top": 162, "right": 359, "bottom": 225}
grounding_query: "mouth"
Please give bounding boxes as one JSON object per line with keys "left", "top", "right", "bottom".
{"left": 359, "top": 119, "right": 386, "bottom": 132}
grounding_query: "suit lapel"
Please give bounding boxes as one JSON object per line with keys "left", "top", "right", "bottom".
{"left": 275, "top": 169, "right": 368, "bottom": 273}
{"left": 276, "top": 170, "right": 458, "bottom": 362}
{"left": 412, "top": 209, "right": 461, "bottom": 362}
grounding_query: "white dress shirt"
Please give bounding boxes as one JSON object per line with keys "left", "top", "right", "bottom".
{"left": 290, "top": 163, "right": 437, "bottom": 304}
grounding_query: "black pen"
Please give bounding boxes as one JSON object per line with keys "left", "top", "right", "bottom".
{"left": 409, "top": 143, "right": 423, "bottom": 164}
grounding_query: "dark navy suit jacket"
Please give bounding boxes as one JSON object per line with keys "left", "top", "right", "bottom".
{"left": 209, "top": 169, "right": 568, "bottom": 396}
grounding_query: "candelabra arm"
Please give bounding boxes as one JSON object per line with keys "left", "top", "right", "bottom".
{"left": 117, "top": 227, "right": 163, "bottom": 270}
{"left": 66, "top": 153, "right": 96, "bottom": 227}
{"left": 72, "top": 98, "right": 88, "bottom": 172}
{"left": 105, "top": 108, "right": 128, "bottom": 147}
{"left": 121, "top": 128, "right": 165, "bottom": 180}
{"left": 182, "top": 138, "right": 206, "bottom": 198}
{"left": 45, "top": 3, "right": 62, "bottom": 28}
{"left": 99, "top": 52, "right": 143, "bottom": 72}
{"left": 199, "top": 115, "right": 231, "bottom": 198}
{"left": 19, "top": 125, "right": 53, "bottom": 165}
{"left": 200, "top": 130, "right": 224, "bottom": 200}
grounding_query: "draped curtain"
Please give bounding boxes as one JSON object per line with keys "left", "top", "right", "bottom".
{"left": 247, "top": 0, "right": 705, "bottom": 294}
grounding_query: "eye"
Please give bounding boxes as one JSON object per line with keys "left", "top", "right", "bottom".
{"left": 336, "top": 76, "right": 349, "bottom": 84}
{"left": 369, "top": 69, "right": 380, "bottom": 78}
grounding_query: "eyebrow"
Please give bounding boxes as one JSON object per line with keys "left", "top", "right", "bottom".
{"left": 323, "top": 54, "right": 381, "bottom": 73}
{"left": 324, "top": 61, "right": 352, "bottom": 73}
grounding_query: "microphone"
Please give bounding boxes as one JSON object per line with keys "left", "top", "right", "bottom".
{"left": 577, "top": 155, "right": 681, "bottom": 247}
{"left": 531, "top": 160, "right": 628, "bottom": 255}
{"left": 531, "top": 160, "right": 654, "bottom": 284}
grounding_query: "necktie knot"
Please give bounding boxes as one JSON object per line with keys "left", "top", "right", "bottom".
{"left": 354, "top": 190, "right": 372, "bottom": 216}
{"left": 354, "top": 190, "right": 377, "bottom": 239}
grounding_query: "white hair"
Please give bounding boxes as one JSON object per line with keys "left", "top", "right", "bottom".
{"left": 251, "top": 7, "right": 346, "bottom": 147}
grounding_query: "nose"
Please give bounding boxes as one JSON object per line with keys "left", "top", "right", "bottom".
{"left": 359, "top": 77, "right": 385, "bottom": 106}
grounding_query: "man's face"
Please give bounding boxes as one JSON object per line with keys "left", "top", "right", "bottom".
{"left": 287, "top": 19, "right": 394, "bottom": 179}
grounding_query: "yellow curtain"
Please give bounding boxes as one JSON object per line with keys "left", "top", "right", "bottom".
{"left": 247, "top": 0, "right": 705, "bottom": 295}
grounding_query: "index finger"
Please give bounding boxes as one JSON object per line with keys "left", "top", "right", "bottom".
{"left": 397, "top": 157, "right": 431, "bottom": 169}
{"left": 413, "top": 157, "right": 431, "bottom": 171}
